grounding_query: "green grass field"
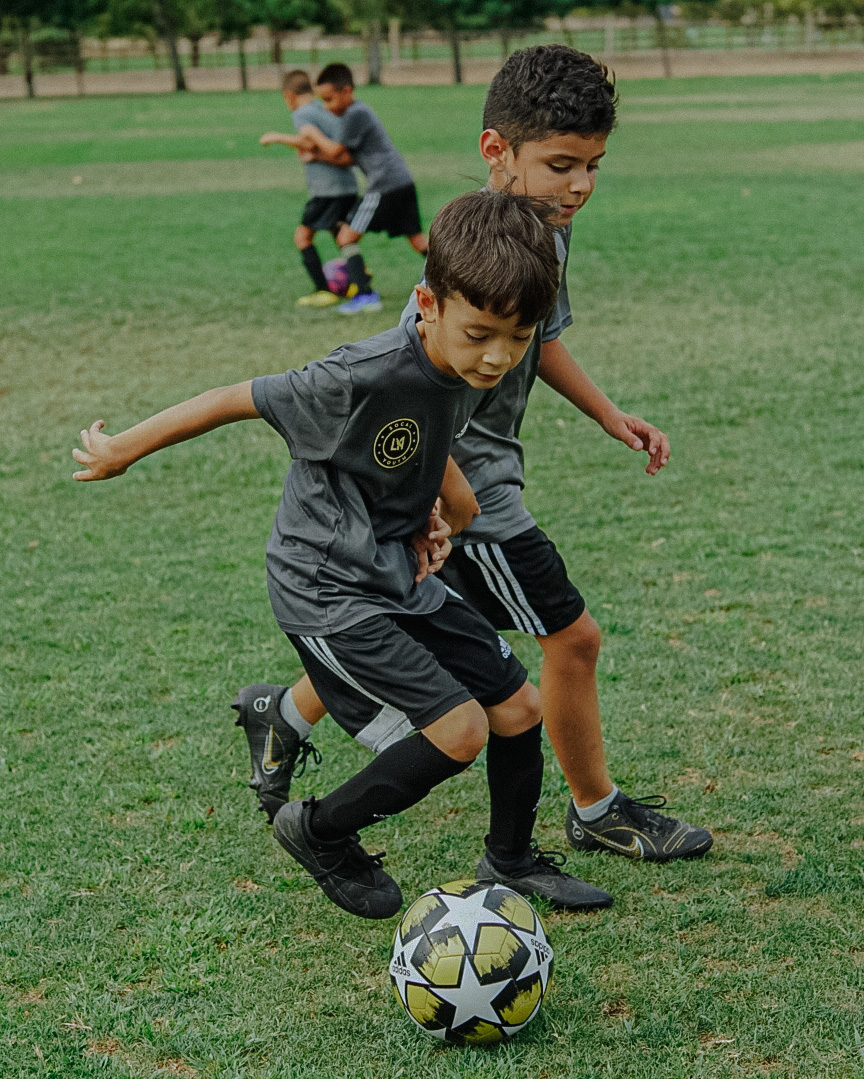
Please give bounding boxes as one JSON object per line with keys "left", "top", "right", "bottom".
{"left": 2, "top": 74, "right": 864, "bottom": 1078}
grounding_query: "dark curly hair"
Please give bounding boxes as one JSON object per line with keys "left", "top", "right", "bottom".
{"left": 425, "top": 189, "right": 560, "bottom": 328}
{"left": 483, "top": 45, "right": 617, "bottom": 153}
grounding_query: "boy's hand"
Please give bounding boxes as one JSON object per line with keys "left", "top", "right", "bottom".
{"left": 411, "top": 503, "right": 452, "bottom": 583}
{"left": 602, "top": 410, "right": 670, "bottom": 476}
{"left": 72, "top": 420, "right": 128, "bottom": 481}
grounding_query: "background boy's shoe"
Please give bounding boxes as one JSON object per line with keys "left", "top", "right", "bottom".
{"left": 231, "top": 684, "right": 321, "bottom": 823}
{"left": 273, "top": 799, "right": 402, "bottom": 919}
{"left": 296, "top": 290, "right": 340, "bottom": 307}
{"left": 338, "top": 291, "right": 382, "bottom": 315}
{"left": 476, "top": 841, "right": 613, "bottom": 911}
{"left": 566, "top": 793, "right": 713, "bottom": 862}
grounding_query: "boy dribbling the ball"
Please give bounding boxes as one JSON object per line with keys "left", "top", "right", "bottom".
{"left": 72, "top": 190, "right": 612, "bottom": 919}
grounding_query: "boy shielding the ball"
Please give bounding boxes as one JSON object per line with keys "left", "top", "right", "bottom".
{"left": 72, "top": 190, "right": 612, "bottom": 919}
{"left": 251, "top": 46, "right": 712, "bottom": 867}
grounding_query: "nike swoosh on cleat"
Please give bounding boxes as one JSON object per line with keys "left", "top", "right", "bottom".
{"left": 594, "top": 833, "right": 645, "bottom": 858}
{"left": 261, "top": 727, "right": 283, "bottom": 775}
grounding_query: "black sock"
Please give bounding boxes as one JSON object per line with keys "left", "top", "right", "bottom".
{"left": 300, "top": 245, "right": 329, "bottom": 292}
{"left": 309, "top": 733, "right": 470, "bottom": 842}
{"left": 485, "top": 723, "right": 543, "bottom": 864}
{"left": 345, "top": 252, "right": 372, "bottom": 295}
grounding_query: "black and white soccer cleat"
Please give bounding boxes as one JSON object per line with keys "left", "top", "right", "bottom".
{"left": 231, "top": 683, "right": 321, "bottom": 823}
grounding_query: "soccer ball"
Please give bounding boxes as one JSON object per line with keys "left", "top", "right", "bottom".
{"left": 389, "top": 880, "right": 553, "bottom": 1046}
{"left": 323, "top": 258, "right": 350, "bottom": 296}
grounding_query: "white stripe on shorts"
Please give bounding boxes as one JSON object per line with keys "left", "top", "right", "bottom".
{"left": 464, "top": 543, "right": 547, "bottom": 636}
{"left": 349, "top": 191, "right": 381, "bottom": 235}
{"left": 299, "top": 635, "right": 413, "bottom": 754}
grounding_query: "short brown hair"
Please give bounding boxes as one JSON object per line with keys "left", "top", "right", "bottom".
{"left": 316, "top": 63, "right": 354, "bottom": 90}
{"left": 425, "top": 189, "right": 560, "bottom": 327}
{"left": 283, "top": 69, "right": 312, "bottom": 95}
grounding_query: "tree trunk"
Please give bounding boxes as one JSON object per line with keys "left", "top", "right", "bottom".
{"left": 388, "top": 17, "right": 401, "bottom": 64}
{"left": 190, "top": 36, "right": 201, "bottom": 67}
{"left": 449, "top": 26, "right": 462, "bottom": 84}
{"left": 271, "top": 29, "right": 282, "bottom": 65}
{"left": 72, "top": 31, "right": 85, "bottom": 95}
{"left": 153, "top": 0, "right": 188, "bottom": 90}
{"left": 237, "top": 37, "right": 248, "bottom": 90}
{"left": 654, "top": 9, "right": 672, "bottom": 77}
{"left": 366, "top": 18, "right": 382, "bottom": 84}
{"left": 19, "top": 21, "right": 35, "bottom": 98}
{"left": 500, "top": 30, "right": 510, "bottom": 61}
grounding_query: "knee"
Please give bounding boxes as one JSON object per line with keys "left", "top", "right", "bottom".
{"left": 546, "top": 610, "right": 601, "bottom": 664}
{"left": 425, "top": 700, "right": 487, "bottom": 762}
{"left": 488, "top": 680, "right": 542, "bottom": 737}
{"left": 295, "top": 226, "right": 313, "bottom": 249}
{"left": 449, "top": 711, "right": 488, "bottom": 761}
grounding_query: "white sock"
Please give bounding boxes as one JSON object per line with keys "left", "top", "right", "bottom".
{"left": 279, "top": 689, "right": 313, "bottom": 740}
{"left": 574, "top": 786, "right": 619, "bottom": 823}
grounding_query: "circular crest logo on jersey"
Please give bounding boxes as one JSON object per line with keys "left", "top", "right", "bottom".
{"left": 374, "top": 418, "right": 421, "bottom": 469}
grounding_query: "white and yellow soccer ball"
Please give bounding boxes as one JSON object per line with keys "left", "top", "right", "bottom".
{"left": 389, "top": 879, "right": 553, "bottom": 1046}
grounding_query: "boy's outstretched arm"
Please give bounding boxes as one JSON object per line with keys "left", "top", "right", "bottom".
{"left": 538, "top": 338, "right": 670, "bottom": 476}
{"left": 295, "top": 123, "right": 353, "bottom": 168}
{"left": 72, "top": 382, "right": 259, "bottom": 482}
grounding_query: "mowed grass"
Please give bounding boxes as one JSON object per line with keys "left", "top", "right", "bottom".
{"left": 2, "top": 74, "right": 864, "bottom": 1078}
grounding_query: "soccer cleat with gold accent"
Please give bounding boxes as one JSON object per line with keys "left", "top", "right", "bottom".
{"left": 231, "top": 684, "right": 321, "bottom": 823}
{"left": 566, "top": 793, "right": 713, "bottom": 862}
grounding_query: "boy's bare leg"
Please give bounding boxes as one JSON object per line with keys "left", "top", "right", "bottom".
{"left": 291, "top": 675, "right": 327, "bottom": 725}
{"left": 407, "top": 232, "right": 428, "bottom": 255}
{"left": 536, "top": 609, "right": 615, "bottom": 808}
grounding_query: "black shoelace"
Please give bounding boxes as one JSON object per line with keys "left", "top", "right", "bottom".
{"left": 518, "top": 841, "right": 568, "bottom": 878}
{"left": 621, "top": 795, "right": 673, "bottom": 836}
{"left": 292, "top": 740, "right": 322, "bottom": 778}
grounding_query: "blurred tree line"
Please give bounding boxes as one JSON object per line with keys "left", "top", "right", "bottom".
{"left": 2, "top": 0, "right": 863, "bottom": 95}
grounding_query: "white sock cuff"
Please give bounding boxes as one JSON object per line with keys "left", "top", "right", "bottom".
{"left": 279, "top": 689, "right": 313, "bottom": 740}
{"left": 341, "top": 243, "right": 362, "bottom": 259}
{"left": 574, "top": 785, "right": 619, "bottom": 823}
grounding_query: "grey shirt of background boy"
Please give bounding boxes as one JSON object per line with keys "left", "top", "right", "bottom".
{"left": 400, "top": 225, "right": 573, "bottom": 545}
{"left": 292, "top": 101, "right": 357, "bottom": 198}
{"left": 339, "top": 100, "right": 414, "bottom": 195}
{"left": 252, "top": 320, "right": 488, "bottom": 636}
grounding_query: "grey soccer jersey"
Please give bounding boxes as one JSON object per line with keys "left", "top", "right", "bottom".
{"left": 401, "top": 225, "right": 573, "bottom": 544}
{"left": 252, "top": 321, "right": 486, "bottom": 636}
{"left": 292, "top": 101, "right": 357, "bottom": 197}
{"left": 339, "top": 100, "right": 414, "bottom": 195}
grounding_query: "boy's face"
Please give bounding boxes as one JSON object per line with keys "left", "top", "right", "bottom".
{"left": 317, "top": 83, "right": 354, "bottom": 116}
{"left": 415, "top": 287, "right": 536, "bottom": 390}
{"left": 480, "top": 130, "right": 608, "bottom": 227}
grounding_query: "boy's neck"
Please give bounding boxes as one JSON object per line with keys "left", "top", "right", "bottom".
{"left": 294, "top": 92, "right": 315, "bottom": 107}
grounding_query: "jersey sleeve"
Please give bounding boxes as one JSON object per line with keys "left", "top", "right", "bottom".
{"left": 541, "top": 233, "right": 574, "bottom": 344}
{"left": 252, "top": 356, "right": 352, "bottom": 461}
{"left": 340, "top": 106, "right": 371, "bottom": 151}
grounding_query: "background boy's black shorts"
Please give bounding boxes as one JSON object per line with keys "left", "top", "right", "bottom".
{"left": 286, "top": 592, "right": 526, "bottom": 754}
{"left": 349, "top": 183, "right": 422, "bottom": 238}
{"left": 300, "top": 194, "right": 358, "bottom": 233}
{"left": 438, "top": 525, "right": 586, "bottom": 637}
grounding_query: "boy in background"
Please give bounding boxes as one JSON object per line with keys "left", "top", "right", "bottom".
{"left": 260, "top": 69, "right": 358, "bottom": 308}
{"left": 295, "top": 63, "right": 428, "bottom": 316}
{"left": 239, "top": 46, "right": 713, "bottom": 870}
{"left": 72, "top": 190, "right": 612, "bottom": 918}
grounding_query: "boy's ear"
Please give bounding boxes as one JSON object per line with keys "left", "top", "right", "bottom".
{"left": 479, "top": 128, "right": 512, "bottom": 169}
{"left": 415, "top": 284, "right": 438, "bottom": 323}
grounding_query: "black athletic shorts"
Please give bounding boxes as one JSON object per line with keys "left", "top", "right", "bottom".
{"left": 300, "top": 194, "right": 358, "bottom": 233}
{"left": 438, "top": 525, "right": 586, "bottom": 638}
{"left": 286, "top": 592, "right": 526, "bottom": 754}
{"left": 349, "top": 183, "right": 422, "bottom": 238}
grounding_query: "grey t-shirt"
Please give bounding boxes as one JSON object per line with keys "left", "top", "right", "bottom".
{"left": 401, "top": 225, "right": 573, "bottom": 545}
{"left": 292, "top": 101, "right": 357, "bottom": 198}
{"left": 339, "top": 100, "right": 414, "bottom": 195}
{"left": 252, "top": 320, "right": 487, "bottom": 636}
